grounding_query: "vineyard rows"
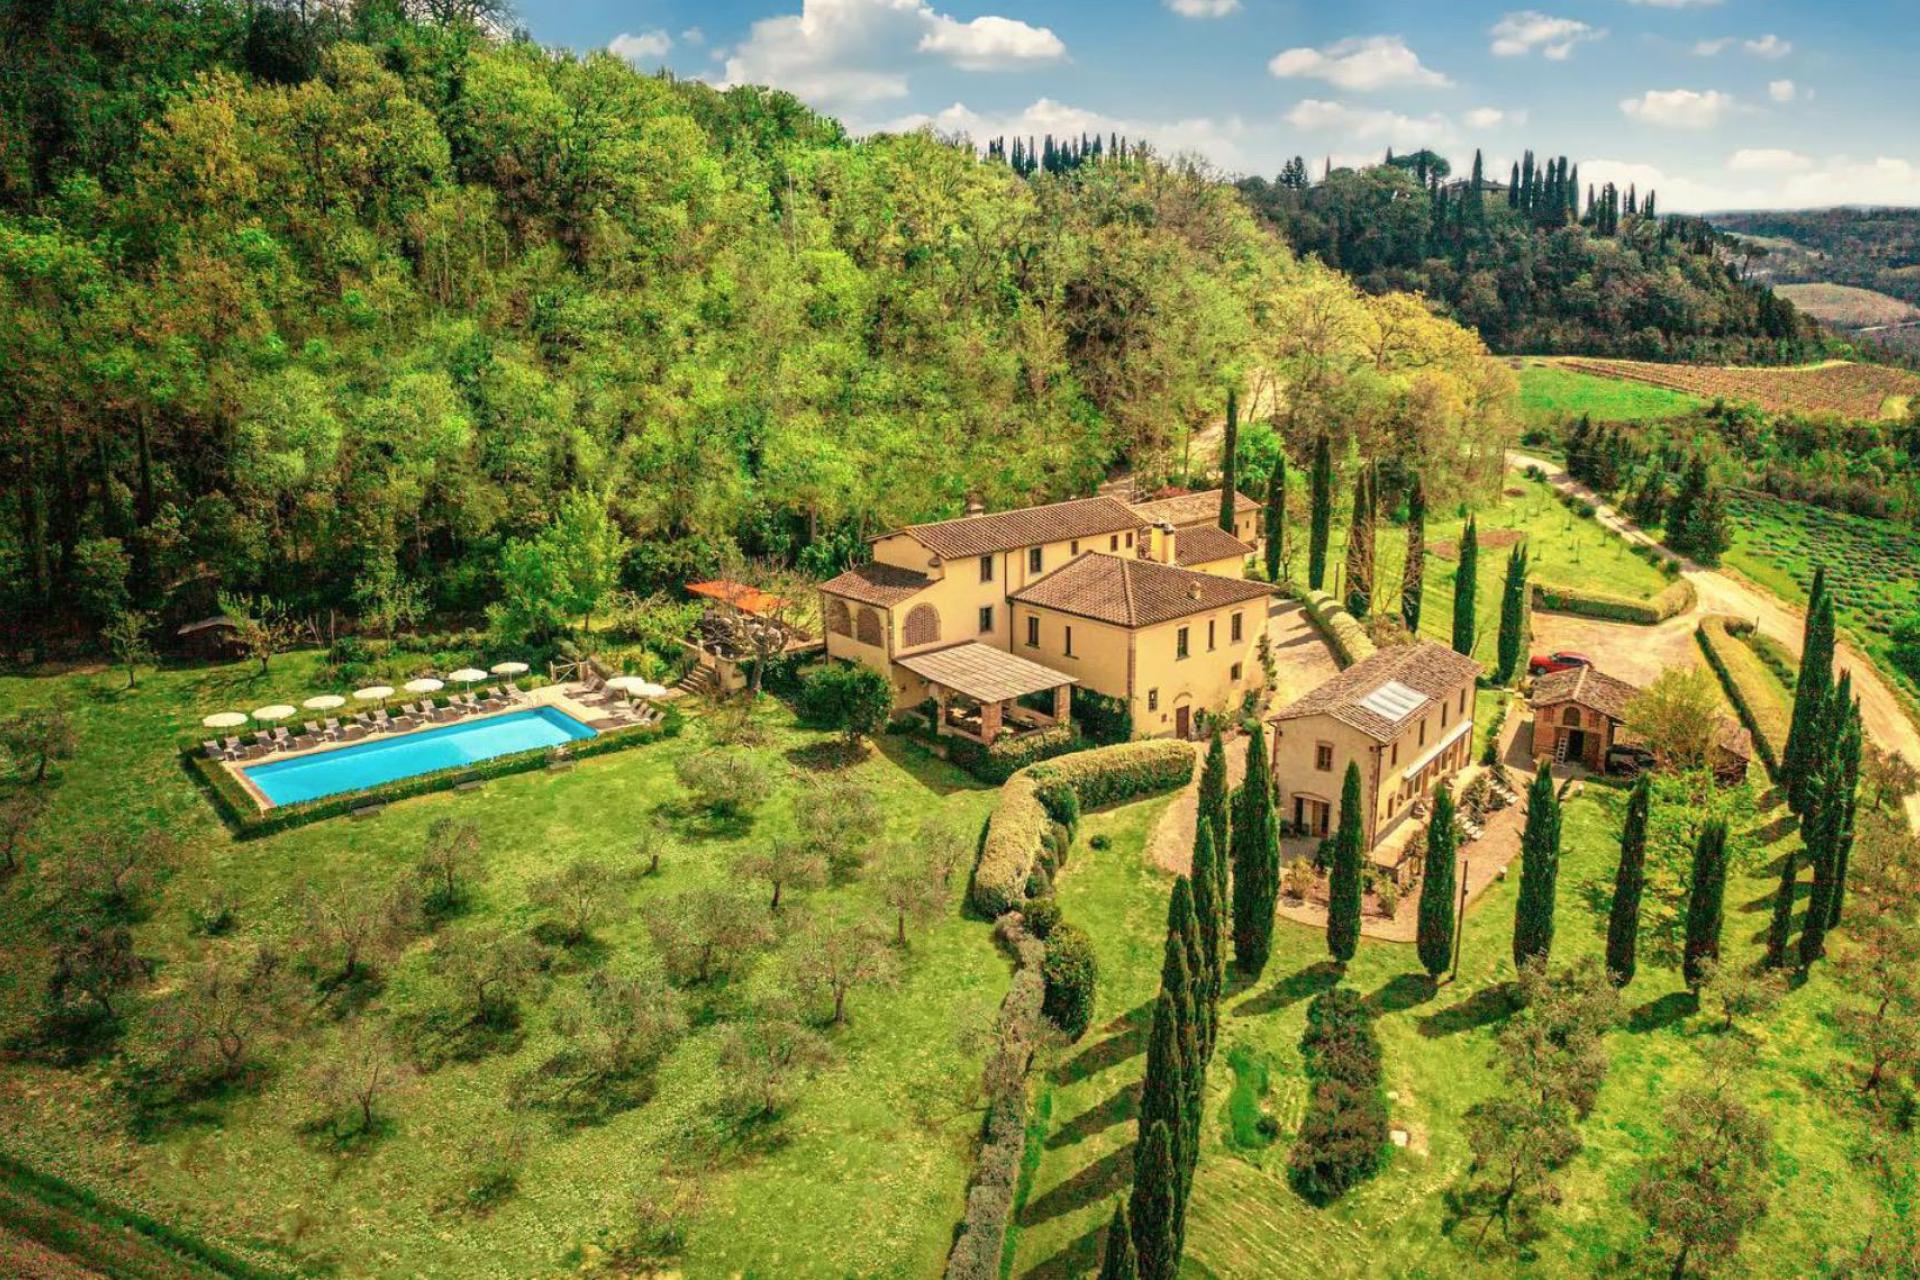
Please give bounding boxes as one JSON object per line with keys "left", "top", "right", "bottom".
{"left": 1554, "top": 357, "right": 1920, "bottom": 418}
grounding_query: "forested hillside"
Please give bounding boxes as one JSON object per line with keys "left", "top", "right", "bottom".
{"left": 1712, "top": 208, "right": 1920, "bottom": 307}
{"left": 1238, "top": 150, "right": 1821, "bottom": 363}
{"left": 0, "top": 1, "right": 1513, "bottom": 657}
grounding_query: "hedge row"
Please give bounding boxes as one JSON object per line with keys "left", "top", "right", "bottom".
{"left": 1695, "top": 616, "right": 1788, "bottom": 778}
{"left": 944, "top": 723, "right": 1081, "bottom": 785}
{"left": 1288, "top": 988, "right": 1389, "bottom": 1205}
{"left": 969, "top": 740, "right": 1196, "bottom": 918}
{"left": 1530, "top": 578, "right": 1696, "bottom": 626}
{"left": 187, "top": 707, "right": 683, "bottom": 838}
{"left": 945, "top": 914, "right": 1047, "bottom": 1280}
{"left": 1300, "top": 589, "right": 1376, "bottom": 668}
{"left": 0, "top": 1151, "right": 292, "bottom": 1279}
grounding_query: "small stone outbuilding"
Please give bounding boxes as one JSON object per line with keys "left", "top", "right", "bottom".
{"left": 1529, "top": 665, "right": 1637, "bottom": 771}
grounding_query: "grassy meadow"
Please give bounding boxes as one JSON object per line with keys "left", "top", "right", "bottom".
{"left": 0, "top": 656, "right": 1007, "bottom": 1279}
{"left": 1514, "top": 360, "right": 1705, "bottom": 427}
{"left": 1010, "top": 774, "right": 1887, "bottom": 1279}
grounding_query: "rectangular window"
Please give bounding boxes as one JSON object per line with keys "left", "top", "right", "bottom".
{"left": 1315, "top": 742, "right": 1334, "bottom": 772}
{"left": 1125, "top": 531, "right": 1134, "bottom": 548}
{"left": 1028, "top": 547, "right": 1042, "bottom": 574}
{"left": 979, "top": 555, "right": 994, "bottom": 584}
{"left": 1419, "top": 720, "right": 1427, "bottom": 747}
{"left": 1070, "top": 540, "right": 1079, "bottom": 555}
{"left": 1025, "top": 616, "right": 1039, "bottom": 647}
{"left": 978, "top": 605, "right": 993, "bottom": 634}
{"left": 1460, "top": 688, "right": 1468, "bottom": 715}
{"left": 1207, "top": 620, "right": 1216, "bottom": 651}
{"left": 1441, "top": 702, "right": 1450, "bottom": 728}
{"left": 1230, "top": 662, "right": 1243, "bottom": 681}
{"left": 1176, "top": 627, "right": 1190, "bottom": 660}
{"left": 1148, "top": 689, "right": 1159, "bottom": 712}
{"left": 1110, "top": 534, "right": 1120, "bottom": 551}
{"left": 1391, "top": 742, "right": 1399, "bottom": 766}
{"left": 1230, "top": 612, "right": 1243, "bottom": 642}
{"left": 1065, "top": 626, "right": 1074, "bottom": 657}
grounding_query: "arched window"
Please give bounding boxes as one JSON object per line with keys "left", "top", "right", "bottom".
{"left": 1562, "top": 706, "right": 1581, "bottom": 727}
{"left": 828, "top": 598, "right": 852, "bottom": 637}
{"left": 856, "top": 608, "right": 884, "bottom": 646}
{"left": 903, "top": 604, "right": 941, "bottom": 647}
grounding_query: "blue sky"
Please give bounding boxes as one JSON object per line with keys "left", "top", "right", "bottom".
{"left": 514, "top": 0, "right": 1920, "bottom": 210}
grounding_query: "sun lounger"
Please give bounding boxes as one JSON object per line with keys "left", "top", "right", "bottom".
{"left": 270, "top": 727, "right": 292, "bottom": 751}
{"left": 222, "top": 736, "right": 244, "bottom": 757}
{"left": 202, "top": 740, "right": 224, "bottom": 760}
{"left": 371, "top": 710, "right": 393, "bottom": 731}
{"left": 503, "top": 681, "right": 525, "bottom": 702}
{"left": 302, "top": 721, "right": 324, "bottom": 740}
{"left": 323, "top": 718, "right": 343, "bottom": 739}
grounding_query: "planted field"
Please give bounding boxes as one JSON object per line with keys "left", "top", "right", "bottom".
{"left": 1722, "top": 490, "right": 1920, "bottom": 695}
{"left": 1514, "top": 359, "right": 1705, "bottom": 425}
{"left": 1552, "top": 357, "right": 1920, "bottom": 419}
{"left": 1012, "top": 775, "right": 1885, "bottom": 1279}
{"left": 1774, "top": 283, "right": 1920, "bottom": 330}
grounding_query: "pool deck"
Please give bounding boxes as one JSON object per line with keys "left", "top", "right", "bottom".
{"left": 221, "top": 683, "right": 673, "bottom": 810}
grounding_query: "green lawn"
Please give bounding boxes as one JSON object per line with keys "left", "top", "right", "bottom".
{"left": 1310, "top": 473, "right": 1673, "bottom": 667}
{"left": 1516, "top": 360, "right": 1705, "bottom": 427}
{"left": 1012, "top": 774, "right": 1883, "bottom": 1279}
{"left": 0, "top": 656, "right": 1005, "bottom": 1279}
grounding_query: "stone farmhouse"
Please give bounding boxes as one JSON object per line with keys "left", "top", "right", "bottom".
{"left": 818, "top": 491, "right": 1269, "bottom": 744}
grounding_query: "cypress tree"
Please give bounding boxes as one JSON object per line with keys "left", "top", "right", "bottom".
{"left": 1604, "top": 773, "right": 1651, "bottom": 987}
{"left": 1494, "top": 541, "right": 1529, "bottom": 685}
{"left": 1230, "top": 722, "right": 1279, "bottom": 979}
{"left": 1512, "top": 769, "right": 1561, "bottom": 970}
{"left": 1099, "top": 1201, "right": 1139, "bottom": 1280}
{"left": 1219, "top": 387, "right": 1239, "bottom": 533}
{"left": 1451, "top": 516, "right": 1478, "bottom": 657}
{"left": 1829, "top": 693, "right": 1863, "bottom": 927}
{"left": 1508, "top": 161, "right": 1520, "bottom": 208}
{"left": 1401, "top": 473, "right": 1426, "bottom": 633}
{"left": 1327, "top": 762, "right": 1365, "bottom": 964}
{"left": 1168, "top": 877, "right": 1208, "bottom": 1069}
{"left": 1137, "top": 990, "right": 1187, "bottom": 1181}
{"left": 1264, "top": 452, "right": 1285, "bottom": 583}
{"left": 1783, "top": 567, "right": 1834, "bottom": 817}
{"left": 1468, "top": 149, "right": 1485, "bottom": 222}
{"left": 1307, "top": 434, "right": 1332, "bottom": 591}
{"left": 1798, "top": 765, "right": 1842, "bottom": 968}
{"left": 1764, "top": 845, "right": 1798, "bottom": 970}
{"left": 1129, "top": 1118, "right": 1179, "bottom": 1280}
{"left": 1415, "top": 781, "right": 1458, "bottom": 978}
{"left": 1200, "top": 728, "right": 1230, "bottom": 902}
{"left": 1343, "top": 467, "right": 1374, "bottom": 618}
{"left": 1682, "top": 819, "right": 1730, "bottom": 991}
{"left": 1189, "top": 822, "right": 1225, "bottom": 1060}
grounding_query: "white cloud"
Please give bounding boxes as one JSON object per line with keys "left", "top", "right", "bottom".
{"left": 1692, "top": 37, "right": 1733, "bottom": 56}
{"left": 1489, "top": 11, "right": 1606, "bottom": 60}
{"left": 1267, "top": 35, "right": 1451, "bottom": 90}
{"left": 680, "top": 27, "right": 706, "bottom": 46}
{"left": 721, "top": 0, "right": 1064, "bottom": 107}
{"left": 1164, "top": 0, "right": 1240, "bottom": 16}
{"left": 1744, "top": 34, "right": 1792, "bottom": 59}
{"left": 1625, "top": 0, "right": 1722, "bottom": 7}
{"left": 1768, "top": 78, "right": 1798, "bottom": 103}
{"left": 1466, "top": 106, "right": 1529, "bottom": 129}
{"left": 1282, "top": 99, "right": 1456, "bottom": 146}
{"left": 1727, "top": 148, "right": 1810, "bottom": 173}
{"left": 609, "top": 30, "right": 672, "bottom": 63}
{"left": 1619, "top": 88, "right": 1735, "bottom": 129}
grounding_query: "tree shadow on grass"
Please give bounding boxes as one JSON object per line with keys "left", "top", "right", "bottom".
{"left": 784, "top": 740, "right": 865, "bottom": 773}
{"left": 1233, "top": 960, "right": 1341, "bottom": 1019}
{"left": 1045, "top": 1081, "right": 1140, "bottom": 1151}
{"left": 1415, "top": 981, "right": 1519, "bottom": 1039}
{"left": 873, "top": 733, "right": 987, "bottom": 796}
{"left": 1051, "top": 1000, "right": 1152, "bottom": 1086}
{"left": 1365, "top": 972, "right": 1438, "bottom": 1017}
{"left": 1018, "top": 1141, "right": 1134, "bottom": 1228}
{"left": 1018, "top": 1220, "right": 1108, "bottom": 1280}
{"left": 1625, "top": 990, "right": 1696, "bottom": 1034}
{"left": 1752, "top": 810, "right": 1799, "bottom": 846}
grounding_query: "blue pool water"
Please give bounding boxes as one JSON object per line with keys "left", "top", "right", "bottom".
{"left": 243, "top": 706, "right": 597, "bottom": 806}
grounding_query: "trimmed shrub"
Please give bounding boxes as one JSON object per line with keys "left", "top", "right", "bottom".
{"left": 1288, "top": 987, "right": 1388, "bottom": 1204}
{"left": 1040, "top": 922, "right": 1098, "bottom": 1041}
{"left": 970, "top": 741, "right": 1195, "bottom": 917}
{"left": 1300, "top": 589, "right": 1376, "bottom": 668}
{"left": 942, "top": 723, "right": 1081, "bottom": 784}
{"left": 1070, "top": 688, "right": 1133, "bottom": 745}
{"left": 1023, "top": 896, "right": 1061, "bottom": 939}
{"left": 1530, "top": 578, "right": 1695, "bottom": 626}
{"left": 1695, "top": 616, "right": 1789, "bottom": 777}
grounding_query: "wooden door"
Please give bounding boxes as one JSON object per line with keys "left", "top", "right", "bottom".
{"left": 1175, "top": 705, "right": 1190, "bottom": 739}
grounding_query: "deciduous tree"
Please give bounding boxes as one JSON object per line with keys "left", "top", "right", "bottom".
{"left": 1629, "top": 1083, "right": 1772, "bottom": 1280}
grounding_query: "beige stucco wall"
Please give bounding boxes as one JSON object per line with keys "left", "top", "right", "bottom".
{"left": 1185, "top": 554, "right": 1249, "bottom": 579}
{"left": 1272, "top": 676, "right": 1475, "bottom": 846}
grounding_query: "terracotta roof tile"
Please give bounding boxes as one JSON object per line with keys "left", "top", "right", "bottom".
{"left": 1009, "top": 553, "right": 1273, "bottom": 628}
{"left": 1271, "top": 642, "right": 1482, "bottom": 741}
{"left": 1129, "top": 488, "right": 1260, "bottom": 527}
{"left": 896, "top": 642, "right": 1076, "bottom": 702}
{"left": 1173, "top": 525, "right": 1255, "bottom": 568}
{"left": 818, "top": 561, "right": 930, "bottom": 607}
{"left": 894, "top": 496, "right": 1145, "bottom": 560}
{"left": 1529, "top": 666, "right": 1639, "bottom": 722}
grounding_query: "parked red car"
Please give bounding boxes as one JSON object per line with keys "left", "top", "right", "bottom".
{"left": 1528, "top": 650, "right": 1594, "bottom": 677}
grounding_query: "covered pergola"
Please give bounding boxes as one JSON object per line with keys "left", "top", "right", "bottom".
{"left": 897, "top": 643, "right": 1076, "bottom": 747}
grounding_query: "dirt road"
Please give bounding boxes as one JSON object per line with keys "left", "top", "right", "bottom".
{"left": 1510, "top": 450, "right": 1920, "bottom": 831}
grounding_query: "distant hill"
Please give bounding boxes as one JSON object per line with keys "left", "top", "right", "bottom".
{"left": 1710, "top": 208, "right": 1920, "bottom": 307}
{"left": 1774, "top": 283, "right": 1919, "bottom": 329}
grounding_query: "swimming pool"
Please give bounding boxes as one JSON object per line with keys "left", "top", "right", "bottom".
{"left": 242, "top": 706, "right": 597, "bottom": 806}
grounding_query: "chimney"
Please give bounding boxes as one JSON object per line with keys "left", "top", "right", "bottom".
{"left": 964, "top": 495, "right": 986, "bottom": 517}
{"left": 1154, "top": 521, "right": 1179, "bottom": 565}
{"left": 1187, "top": 582, "right": 1203, "bottom": 601}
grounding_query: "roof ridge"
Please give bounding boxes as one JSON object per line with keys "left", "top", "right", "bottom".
{"left": 1120, "top": 555, "right": 1138, "bottom": 625}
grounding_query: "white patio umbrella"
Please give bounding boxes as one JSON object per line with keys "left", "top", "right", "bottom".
{"left": 202, "top": 711, "right": 249, "bottom": 729}
{"left": 448, "top": 668, "right": 489, "bottom": 684}
{"left": 302, "top": 694, "right": 347, "bottom": 710}
{"left": 404, "top": 677, "right": 444, "bottom": 694}
{"left": 490, "top": 661, "right": 529, "bottom": 676}
{"left": 604, "top": 675, "right": 644, "bottom": 703}
{"left": 252, "top": 704, "right": 296, "bottom": 722}
{"left": 353, "top": 685, "right": 395, "bottom": 702}
{"left": 633, "top": 681, "right": 670, "bottom": 699}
